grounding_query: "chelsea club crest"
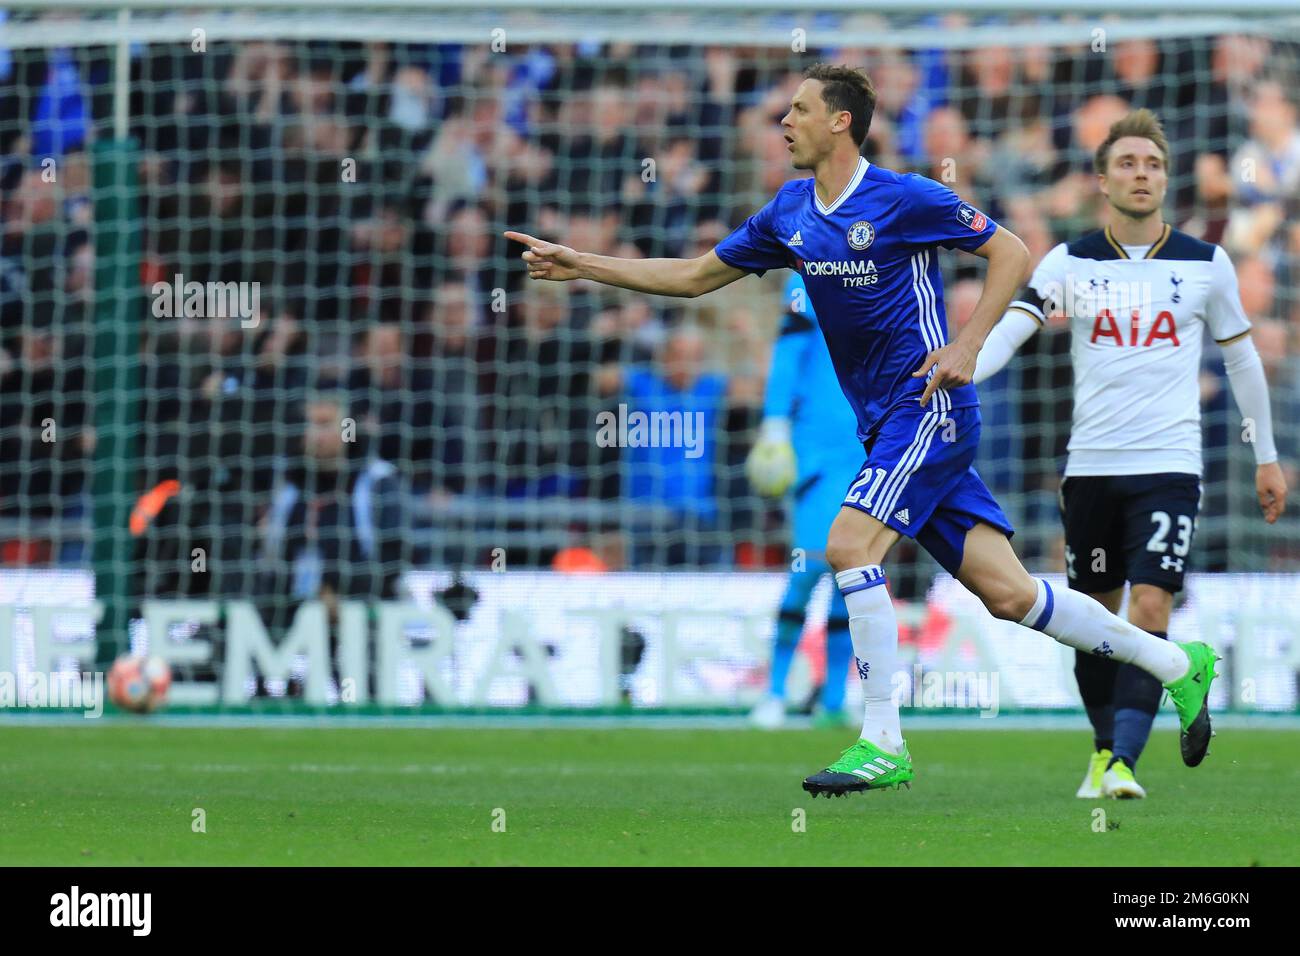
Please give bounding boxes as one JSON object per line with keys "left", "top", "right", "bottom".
{"left": 847, "top": 220, "right": 875, "bottom": 251}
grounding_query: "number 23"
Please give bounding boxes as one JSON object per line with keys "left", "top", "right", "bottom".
{"left": 1146, "top": 511, "right": 1192, "bottom": 557}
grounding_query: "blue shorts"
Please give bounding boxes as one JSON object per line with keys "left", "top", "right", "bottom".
{"left": 840, "top": 404, "right": 1014, "bottom": 576}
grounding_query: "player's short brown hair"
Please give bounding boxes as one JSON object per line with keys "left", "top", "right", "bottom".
{"left": 1094, "top": 109, "right": 1170, "bottom": 174}
{"left": 802, "top": 63, "right": 876, "bottom": 148}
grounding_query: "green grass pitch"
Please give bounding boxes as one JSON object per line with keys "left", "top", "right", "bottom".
{"left": 2, "top": 724, "right": 1297, "bottom": 866}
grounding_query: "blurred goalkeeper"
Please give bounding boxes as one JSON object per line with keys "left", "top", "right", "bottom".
{"left": 746, "top": 271, "right": 862, "bottom": 730}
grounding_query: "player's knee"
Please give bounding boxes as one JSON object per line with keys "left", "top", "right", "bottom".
{"left": 824, "top": 507, "right": 897, "bottom": 573}
{"left": 825, "top": 526, "right": 871, "bottom": 573}
{"left": 824, "top": 536, "right": 856, "bottom": 574}
{"left": 1128, "top": 585, "right": 1172, "bottom": 631}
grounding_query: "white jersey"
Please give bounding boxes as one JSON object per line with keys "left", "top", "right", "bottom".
{"left": 1011, "top": 224, "right": 1251, "bottom": 478}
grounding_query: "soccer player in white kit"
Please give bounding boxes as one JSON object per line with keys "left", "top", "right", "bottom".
{"left": 974, "top": 110, "right": 1289, "bottom": 799}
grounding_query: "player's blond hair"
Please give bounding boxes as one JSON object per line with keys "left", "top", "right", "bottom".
{"left": 1094, "top": 109, "right": 1170, "bottom": 174}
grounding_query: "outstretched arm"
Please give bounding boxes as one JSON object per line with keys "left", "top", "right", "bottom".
{"left": 504, "top": 231, "right": 747, "bottom": 298}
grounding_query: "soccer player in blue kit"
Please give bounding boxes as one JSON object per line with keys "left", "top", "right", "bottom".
{"left": 505, "top": 63, "right": 1219, "bottom": 797}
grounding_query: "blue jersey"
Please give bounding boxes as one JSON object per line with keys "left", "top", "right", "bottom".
{"left": 766, "top": 272, "right": 862, "bottom": 477}
{"left": 716, "top": 158, "right": 998, "bottom": 440}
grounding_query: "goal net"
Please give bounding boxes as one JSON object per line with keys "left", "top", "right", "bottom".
{"left": 2, "top": 1, "right": 1298, "bottom": 712}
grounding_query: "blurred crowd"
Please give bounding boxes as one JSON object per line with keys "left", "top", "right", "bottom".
{"left": 2, "top": 26, "right": 1299, "bottom": 601}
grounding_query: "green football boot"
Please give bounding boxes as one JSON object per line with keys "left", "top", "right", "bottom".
{"left": 802, "top": 738, "right": 913, "bottom": 797}
{"left": 1163, "top": 641, "right": 1220, "bottom": 767}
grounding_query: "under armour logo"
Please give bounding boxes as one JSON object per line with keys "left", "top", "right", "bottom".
{"left": 1064, "top": 545, "right": 1077, "bottom": 579}
{"left": 856, "top": 658, "right": 870, "bottom": 680}
{"left": 1092, "top": 641, "right": 1114, "bottom": 658}
{"left": 1170, "top": 272, "right": 1183, "bottom": 303}
{"left": 1160, "top": 555, "right": 1184, "bottom": 572}
{"left": 1090, "top": 277, "right": 1110, "bottom": 290}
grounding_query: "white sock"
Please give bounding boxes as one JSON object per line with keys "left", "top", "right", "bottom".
{"left": 1019, "top": 578, "right": 1187, "bottom": 683}
{"left": 835, "top": 565, "right": 904, "bottom": 754}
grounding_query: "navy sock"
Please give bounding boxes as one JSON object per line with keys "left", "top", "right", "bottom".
{"left": 1111, "top": 630, "right": 1167, "bottom": 770}
{"left": 1075, "top": 648, "right": 1119, "bottom": 752}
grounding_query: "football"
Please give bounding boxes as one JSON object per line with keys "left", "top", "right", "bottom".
{"left": 107, "top": 655, "right": 173, "bottom": 714}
